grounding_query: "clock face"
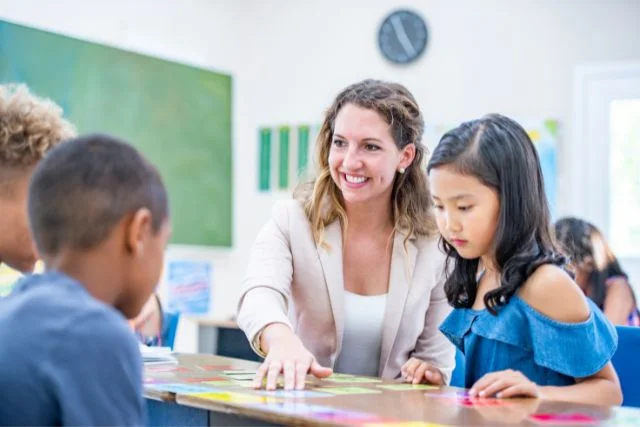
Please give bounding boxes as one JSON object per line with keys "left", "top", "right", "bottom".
{"left": 378, "top": 9, "right": 428, "bottom": 65}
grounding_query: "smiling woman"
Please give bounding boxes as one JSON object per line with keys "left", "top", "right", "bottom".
{"left": 237, "top": 79, "right": 455, "bottom": 391}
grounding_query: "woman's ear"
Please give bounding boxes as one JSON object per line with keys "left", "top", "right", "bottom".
{"left": 124, "top": 208, "right": 152, "bottom": 256}
{"left": 399, "top": 143, "right": 416, "bottom": 170}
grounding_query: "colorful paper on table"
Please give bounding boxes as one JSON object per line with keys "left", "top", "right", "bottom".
{"left": 610, "top": 407, "right": 640, "bottom": 426}
{"left": 146, "top": 383, "right": 221, "bottom": 394}
{"left": 145, "top": 365, "right": 181, "bottom": 373}
{"left": 144, "top": 378, "right": 170, "bottom": 384}
{"left": 318, "top": 387, "right": 383, "bottom": 395}
{"left": 327, "top": 373, "right": 354, "bottom": 379}
{"left": 377, "top": 384, "right": 439, "bottom": 391}
{"left": 254, "top": 389, "right": 332, "bottom": 398}
{"left": 199, "top": 364, "right": 234, "bottom": 371}
{"left": 312, "top": 411, "right": 384, "bottom": 424}
{"left": 183, "top": 376, "right": 228, "bottom": 383}
{"left": 325, "top": 376, "right": 382, "bottom": 383}
{"left": 222, "top": 369, "right": 258, "bottom": 375}
{"left": 202, "top": 381, "right": 246, "bottom": 387}
{"left": 364, "top": 423, "right": 447, "bottom": 427}
{"left": 222, "top": 374, "right": 256, "bottom": 381}
{"left": 254, "top": 402, "right": 337, "bottom": 415}
{"left": 425, "top": 390, "right": 470, "bottom": 399}
{"left": 193, "top": 391, "right": 279, "bottom": 404}
{"left": 255, "top": 402, "right": 381, "bottom": 422}
{"left": 462, "top": 398, "right": 511, "bottom": 407}
{"left": 528, "top": 413, "right": 599, "bottom": 425}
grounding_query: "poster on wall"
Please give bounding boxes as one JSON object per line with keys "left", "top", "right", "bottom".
{"left": 424, "top": 119, "right": 559, "bottom": 219}
{"left": 166, "top": 260, "right": 213, "bottom": 315}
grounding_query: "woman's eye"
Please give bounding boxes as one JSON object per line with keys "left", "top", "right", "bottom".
{"left": 332, "top": 139, "right": 346, "bottom": 147}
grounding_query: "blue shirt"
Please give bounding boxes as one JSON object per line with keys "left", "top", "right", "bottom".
{"left": 0, "top": 272, "right": 145, "bottom": 426}
{"left": 440, "top": 295, "right": 618, "bottom": 388}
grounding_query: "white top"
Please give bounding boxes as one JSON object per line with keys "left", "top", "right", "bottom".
{"left": 333, "top": 291, "right": 388, "bottom": 377}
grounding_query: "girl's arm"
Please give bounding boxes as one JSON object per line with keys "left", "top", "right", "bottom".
{"left": 471, "top": 265, "right": 622, "bottom": 406}
{"left": 541, "top": 363, "right": 621, "bottom": 406}
{"left": 520, "top": 265, "right": 622, "bottom": 406}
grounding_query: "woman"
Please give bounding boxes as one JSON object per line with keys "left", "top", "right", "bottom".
{"left": 237, "top": 79, "right": 454, "bottom": 390}
{"left": 555, "top": 217, "right": 639, "bottom": 326}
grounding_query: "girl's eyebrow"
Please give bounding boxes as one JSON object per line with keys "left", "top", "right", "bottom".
{"left": 432, "top": 194, "right": 475, "bottom": 201}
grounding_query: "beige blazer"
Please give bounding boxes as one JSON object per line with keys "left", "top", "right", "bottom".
{"left": 237, "top": 199, "right": 455, "bottom": 383}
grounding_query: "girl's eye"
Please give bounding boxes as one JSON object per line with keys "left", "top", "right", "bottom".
{"left": 433, "top": 204, "right": 444, "bottom": 210}
{"left": 458, "top": 205, "right": 473, "bottom": 212}
{"left": 365, "top": 144, "right": 380, "bottom": 151}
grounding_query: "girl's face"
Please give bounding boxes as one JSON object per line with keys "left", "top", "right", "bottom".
{"left": 328, "top": 103, "right": 414, "bottom": 207}
{"left": 429, "top": 165, "right": 500, "bottom": 261}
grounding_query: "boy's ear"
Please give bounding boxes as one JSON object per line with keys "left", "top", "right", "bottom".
{"left": 125, "top": 208, "right": 152, "bottom": 256}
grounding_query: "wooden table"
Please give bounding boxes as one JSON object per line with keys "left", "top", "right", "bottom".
{"left": 144, "top": 354, "right": 640, "bottom": 426}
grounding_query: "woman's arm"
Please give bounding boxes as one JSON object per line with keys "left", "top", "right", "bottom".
{"left": 236, "top": 201, "right": 331, "bottom": 390}
{"left": 236, "top": 202, "right": 296, "bottom": 354}
{"left": 407, "top": 265, "right": 455, "bottom": 385}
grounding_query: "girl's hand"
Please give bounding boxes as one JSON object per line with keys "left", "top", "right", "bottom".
{"left": 469, "top": 369, "right": 540, "bottom": 398}
{"left": 400, "top": 357, "right": 445, "bottom": 385}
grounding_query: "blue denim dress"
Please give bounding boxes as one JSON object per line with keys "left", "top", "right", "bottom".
{"left": 439, "top": 295, "right": 618, "bottom": 388}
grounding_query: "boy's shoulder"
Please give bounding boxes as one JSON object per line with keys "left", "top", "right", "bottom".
{"left": 517, "top": 264, "right": 590, "bottom": 323}
{"left": 0, "top": 272, "right": 134, "bottom": 346}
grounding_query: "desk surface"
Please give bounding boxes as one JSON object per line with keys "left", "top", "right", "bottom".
{"left": 144, "top": 354, "right": 639, "bottom": 427}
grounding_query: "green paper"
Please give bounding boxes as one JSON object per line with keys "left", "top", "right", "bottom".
{"left": 318, "top": 386, "right": 382, "bottom": 395}
{"left": 377, "top": 384, "right": 438, "bottom": 391}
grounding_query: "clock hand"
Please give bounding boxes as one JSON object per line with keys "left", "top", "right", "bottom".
{"left": 390, "top": 16, "right": 416, "bottom": 57}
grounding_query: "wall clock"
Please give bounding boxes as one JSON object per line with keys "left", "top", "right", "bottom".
{"left": 378, "top": 9, "right": 429, "bottom": 65}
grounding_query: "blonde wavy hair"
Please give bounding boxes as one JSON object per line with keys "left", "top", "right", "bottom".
{"left": 0, "top": 84, "right": 76, "bottom": 168}
{"left": 294, "top": 79, "right": 436, "bottom": 247}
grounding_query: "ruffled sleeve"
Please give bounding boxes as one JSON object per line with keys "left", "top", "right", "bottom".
{"left": 439, "top": 296, "right": 618, "bottom": 379}
{"left": 439, "top": 308, "right": 478, "bottom": 353}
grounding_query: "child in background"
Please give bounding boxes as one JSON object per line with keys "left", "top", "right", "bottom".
{"left": 131, "top": 293, "right": 164, "bottom": 346}
{"left": 426, "top": 114, "right": 621, "bottom": 406}
{"left": 555, "top": 217, "right": 640, "bottom": 326}
{"left": 0, "top": 134, "right": 171, "bottom": 425}
{"left": 0, "top": 84, "right": 75, "bottom": 275}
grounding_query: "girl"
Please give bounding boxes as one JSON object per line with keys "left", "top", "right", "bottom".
{"left": 425, "top": 114, "right": 621, "bottom": 406}
{"left": 555, "top": 217, "right": 640, "bottom": 326}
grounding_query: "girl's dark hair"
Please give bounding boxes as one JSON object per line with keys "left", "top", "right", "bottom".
{"left": 427, "top": 114, "right": 565, "bottom": 314}
{"left": 554, "top": 217, "right": 627, "bottom": 308}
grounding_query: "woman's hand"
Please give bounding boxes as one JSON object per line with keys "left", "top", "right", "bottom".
{"left": 400, "top": 357, "right": 445, "bottom": 385}
{"left": 254, "top": 323, "right": 332, "bottom": 390}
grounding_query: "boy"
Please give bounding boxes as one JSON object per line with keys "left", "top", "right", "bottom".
{"left": 0, "top": 84, "right": 75, "bottom": 273}
{"left": 0, "top": 134, "right": 171, "bottom": 425}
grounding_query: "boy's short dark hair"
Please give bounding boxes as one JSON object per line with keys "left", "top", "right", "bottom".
{"left": 28, "top": 134, "right": 169, "bottom": 255}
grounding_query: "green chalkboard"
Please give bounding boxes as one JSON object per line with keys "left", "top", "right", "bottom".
{"left": 0, "top": 20, "right": 232, "bottom": 247}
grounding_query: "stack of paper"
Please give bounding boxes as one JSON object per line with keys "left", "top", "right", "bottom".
{"left": 139, "top": 344, "right": 177, "bottom": 364}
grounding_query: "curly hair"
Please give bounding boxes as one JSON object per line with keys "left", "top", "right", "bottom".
{"left": 0, "top": 84, "right": 76, "bottom": 168}
{"left": 294, "top": 79, "right": 436, "bottom": 247}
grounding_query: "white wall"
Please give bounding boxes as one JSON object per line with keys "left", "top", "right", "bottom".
{"left": 2, "top": 0, "right": 640, "bottom": 335}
